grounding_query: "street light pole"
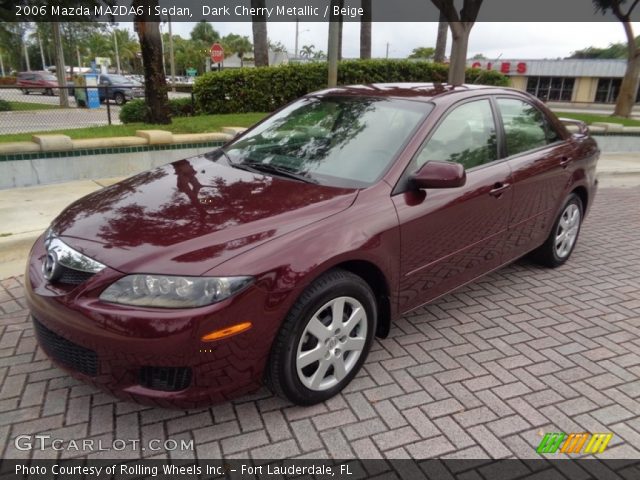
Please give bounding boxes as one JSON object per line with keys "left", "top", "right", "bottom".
{"left": 386, "top": 42, "right": 390, "bottom": 59}
{"left": 0, "top": 53, "right": 5, "bottom": 77}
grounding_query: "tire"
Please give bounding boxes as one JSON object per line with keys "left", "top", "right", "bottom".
{"left": 22, "top": 89, "right": 29, "bottom": 95}
{"left": 265, "top": 269, "right": 377, "bottom": 405}
{"left": 114, "top": 93, "right": 125, "bottom": 105}
{"left": 44, "top": 88, "right": 53, "bottom": 96}
{"left": 530, "top": 193, "right": 583, "bottom": 268}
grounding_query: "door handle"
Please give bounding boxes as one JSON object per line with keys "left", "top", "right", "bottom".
{"left": 560, "top": 156, "right": 572, "bottom": 169}
{"left": 489, "top": 182, "right": 511, "bottom": 198}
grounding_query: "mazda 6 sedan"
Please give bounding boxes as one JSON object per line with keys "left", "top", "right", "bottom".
{"left": 26, "top": 84, "right": 599, "bottom": 407}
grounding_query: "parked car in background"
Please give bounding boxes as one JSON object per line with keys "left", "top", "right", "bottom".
{"left": 98, "top": 74, "right": 144, "bottom": 105}
{"left": 16, "top": 71, "right": 59, "bottom": 95}
{"left": 26, "top": 84, "right": 599, "bottom": 408}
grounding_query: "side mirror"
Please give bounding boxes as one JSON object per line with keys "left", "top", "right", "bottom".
{"left": 558, "top": 117, "right": 589, "bottom": 137}
{"left": 410, "top": 161, "right": 466, "bottom": 189}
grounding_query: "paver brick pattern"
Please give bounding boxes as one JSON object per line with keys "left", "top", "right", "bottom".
{"left": 0, "top": 187, "right": 639, "bottom": 460}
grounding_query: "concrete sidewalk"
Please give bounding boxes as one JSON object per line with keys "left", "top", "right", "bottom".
{"left": 1, "top": 154, "right": 639, "bottom": 280}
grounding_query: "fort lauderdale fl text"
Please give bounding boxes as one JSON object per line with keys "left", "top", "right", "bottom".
{"left": 16, "top": 4, "right": 365, "bottom": 19}
{"left": 17, "top": 462, "right": 350, "bottom": 477}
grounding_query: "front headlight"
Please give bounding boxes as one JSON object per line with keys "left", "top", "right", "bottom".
{"left": 99, "top": 275, "right": 253, "bottom": 308}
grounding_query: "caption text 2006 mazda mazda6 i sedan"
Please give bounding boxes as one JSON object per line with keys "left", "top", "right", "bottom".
{"left": 26, "top": 84, "right": 599, "bottom": 408}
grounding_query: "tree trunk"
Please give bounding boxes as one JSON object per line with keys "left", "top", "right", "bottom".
{"left": 614, "top": 19, "right": 640, "bottom": 118}
{"left": 134, "top": 1, "right": 170, "bottom": 124}
{"left": 614, "top": 53, "right": 640, "bottom": 117}
{"left": 251, "top": 0, "right": 269, "bottom": 67}
{"left": 52, "top": 22, "right": 69, "bottom": 108}
{"left": 448, "top": 23, "right": 470, "bottom": 85}
{"left": 434, "top": 12, "right": 448, "bottom": 63}
{"left": 327, "top": 1, "right": 341, "bottom": 87}
{"left": 360, "top": 0, "right": 372, "bottom": 59}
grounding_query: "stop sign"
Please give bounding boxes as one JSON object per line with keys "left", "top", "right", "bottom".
{"left": 210, "top": 43, "right": 224, "bottom": 64}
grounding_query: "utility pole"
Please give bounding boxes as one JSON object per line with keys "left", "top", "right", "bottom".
{"left": 52, "top": 22, "right": 69, "bottom": 107}
{"left": 0, "top": 53, "right": 4, "bottom": 77}
{"left": 386, "top": 42, "right": 390, "bottom": 59}
{"left": 113, "top": 28, "right": 121, "bottom": 74}
{"left": 38, "top": 33, "right": 46, "bottom": 69}
{"left": 168, "top": 15, "right": 176, "bottom": 91}
{"left": 76, "top": 46, "right": 81, "bottom": 69}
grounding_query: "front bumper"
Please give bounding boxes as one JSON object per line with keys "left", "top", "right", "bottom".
{"left": 25, "top": 234, "right": 282, "bottom": 408}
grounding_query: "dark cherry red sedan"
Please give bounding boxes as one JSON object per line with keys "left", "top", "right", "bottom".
{"left": 26, "top": 84, "right": 599, "bottom": 407}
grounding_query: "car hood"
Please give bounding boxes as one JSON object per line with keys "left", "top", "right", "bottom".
{"left": 51, "top": 156, "right": 357, "bottom": 275}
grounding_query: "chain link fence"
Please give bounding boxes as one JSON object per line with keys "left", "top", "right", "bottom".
{"left": 0, "top": 85, "right": 194, "bottom": 136}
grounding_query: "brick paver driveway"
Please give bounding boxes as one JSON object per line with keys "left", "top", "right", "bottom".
{"left": 1, "top": 187, "right": 638, "bottom": 460}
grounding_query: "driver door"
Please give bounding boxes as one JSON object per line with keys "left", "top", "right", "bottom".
{"left": 392, "top": 98, "right": 513, "bottom": 313}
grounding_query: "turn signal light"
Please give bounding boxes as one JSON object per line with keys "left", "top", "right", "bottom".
{"left": 201, "top": 322, "right": 252, "bottom": 342}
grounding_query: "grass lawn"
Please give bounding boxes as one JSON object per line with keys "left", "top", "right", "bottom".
{"left": 555, "top": 111, "right": 640, "bottom": 127}
{"left": 7, "top": 101, "right": 62, "bottom": 111}
{"left": 0, "top": 113, "right": 268, "bottom": 144}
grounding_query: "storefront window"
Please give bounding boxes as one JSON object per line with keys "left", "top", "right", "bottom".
{"left": 526, "top": 77, "right": 575, "bottom": 102}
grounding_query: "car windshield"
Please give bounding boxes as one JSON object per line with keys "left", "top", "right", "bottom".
{"left": 222, "top": 96, "right": 432, "bottom": 188}
{"left": 43, "top": 74, "right": 57, "bottom": 81}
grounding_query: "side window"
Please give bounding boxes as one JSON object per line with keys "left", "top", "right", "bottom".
{"left": 497, "top": 98, "right": 558, "bottom": 157}
{"left": 415, "top": 99, "right": 497, "bottom": 170}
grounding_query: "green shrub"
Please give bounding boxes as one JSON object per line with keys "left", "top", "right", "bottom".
{"left": 194, "top": 60, "right": 509, "bottom": 115}
{"left": 119, "top": 97, "right": 194, "bottom": 123}
{"left": 0, "top": 99, "right": 11, "bottom": 112}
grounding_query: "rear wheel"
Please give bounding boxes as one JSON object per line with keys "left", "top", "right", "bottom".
{"left": 266, "top": 269, "right": 377, "bottom": 405}
{"left": 22, "top": 89, "right": 29, "bottom": 95}
{"left": 531, "top": 193, "right": 583, "bottom": 268}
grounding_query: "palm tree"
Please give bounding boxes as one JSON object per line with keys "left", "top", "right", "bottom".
{"left": 133, "top": 0, "right": 170, "bottom": 124}
{"left": 221, "top": 34, "right": 253, "bottom": 67}
{"left": 360, "top": 0, "right": 372, "bottom": 59}
{"left": 251, "top": 0, "right": 269, "bottom": 66}
{"left": 300, "top": 44, "right": 315, "bottom": 59}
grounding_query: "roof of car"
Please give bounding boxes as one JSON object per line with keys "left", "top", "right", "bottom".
{"left": 313, "top": 83, "right": 521, "bottom": 103}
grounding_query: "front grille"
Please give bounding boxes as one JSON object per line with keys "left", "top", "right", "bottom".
{"left": 58, "top": 265, "right": 95, "bottom": 285}
{"left": 33, "top": 317, "right": 98, "bottom": 377}
{"left": 140, "top": 366, "right": 192, "bottom": 392}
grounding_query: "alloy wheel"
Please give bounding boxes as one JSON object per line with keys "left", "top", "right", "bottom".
{"left": 296, "top": 296, "right": 367, "bottom": 391}
{"left": 554, "top": 203, "right": 580, "bottom": 258}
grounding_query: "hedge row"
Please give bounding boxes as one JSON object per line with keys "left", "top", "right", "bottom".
{"left": 193, "top": 60, "right": 509, "bottom": 114}
{"left": 119, "top": 97, "right": 194, "bottom": 123}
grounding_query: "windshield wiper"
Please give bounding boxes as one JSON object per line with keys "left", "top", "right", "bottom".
{"left": 234, "top": 161, "right": 318, "bottom": 184}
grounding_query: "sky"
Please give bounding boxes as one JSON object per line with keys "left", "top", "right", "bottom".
{"left": 159, "top": 21, "right": 640, "bottom": 60}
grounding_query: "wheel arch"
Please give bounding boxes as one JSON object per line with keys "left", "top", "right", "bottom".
{"left": 571, "top": 185, "right": 588, "bottom": 212}
{"left": 328, "top": 259, "right": 392, "bottom": 339}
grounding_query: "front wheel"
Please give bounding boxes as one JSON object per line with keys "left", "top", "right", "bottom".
{"left": 531, "top": 193, "right": 583, "bottom": 268}
{"left": 114, "top": 93, "right": 126, "bottom": 105}
{"left": 266, "top": 269, "right": 377, "bottom": 405}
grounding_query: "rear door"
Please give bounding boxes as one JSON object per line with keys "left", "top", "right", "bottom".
{"left": 494, "top": 97, "right": 574, "bottom": 261}
{"left": 393, "top": 97, "right": 513, "bottom": 313}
